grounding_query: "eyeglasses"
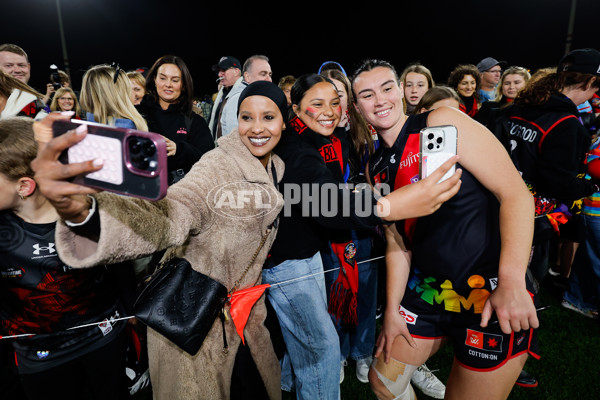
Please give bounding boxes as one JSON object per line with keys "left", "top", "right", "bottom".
{"left": 58, "top": 97, "right": 73, "bottom": 101}
{"left": 110, "top": 62, "right": 121, "bottom": 83}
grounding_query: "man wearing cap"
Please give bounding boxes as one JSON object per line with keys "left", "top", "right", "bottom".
{"left": 477, "top": 57, "right": 507, "bottom": 103}
{"left": 208, "top": 56, "right": 245, "bottom": 142}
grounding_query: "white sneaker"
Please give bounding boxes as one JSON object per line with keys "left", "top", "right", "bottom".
{"left": 411, "top": 364, "right": 445, "bottom": 399}
{"left": 355, "top": 356, "right": 373, "bottom": 383}
{"left": 340, "top": 359, "right": 347, "bottom": 384}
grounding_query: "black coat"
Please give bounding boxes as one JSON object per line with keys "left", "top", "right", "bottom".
{"left": 137, "top": 95, "right": 214, "bottom": 175}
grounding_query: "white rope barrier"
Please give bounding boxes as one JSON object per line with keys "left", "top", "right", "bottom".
{"left": 1, "top": 255, "right": 386, "bottom": 339}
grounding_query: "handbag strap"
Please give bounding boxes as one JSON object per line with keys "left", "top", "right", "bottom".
{"left": 229, "top": 225, "right": 272, "bottom": 295}
{"left": 229, "top": 161, "right": 279, "bottom": 294}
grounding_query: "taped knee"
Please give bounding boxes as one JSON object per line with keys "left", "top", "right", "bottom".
{"left": 371, "top": 357, "right": 418, "bottom": 400}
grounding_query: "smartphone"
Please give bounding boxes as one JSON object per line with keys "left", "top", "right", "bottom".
{"left": 52, "top": 119, "right": 168, "bottom": 201}
{"left": 419, "top": 125, "right": 458, "bottom": 183}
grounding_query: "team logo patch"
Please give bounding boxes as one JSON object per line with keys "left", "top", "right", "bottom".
{"left": 0, "top": 267, "right": 24, "bottom": 278}
{"left": 32, "top": 243, "right": 55, "bottom": 255}
{"left": 399, "top": 306, "right": 418, "bottom": 325}
{"left": 373, "top": 167, "right": 389, "bottom": 187}
{"left": 36, "top": 351, "right": 50, "bottom": 359}
{"left": 465, "top": 329, "right": 503, "bottom": 352}
{"left": 344, "top": 242, "right": 356, "bottom": 263}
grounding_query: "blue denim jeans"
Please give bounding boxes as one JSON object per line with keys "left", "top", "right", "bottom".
{"left": 321, "top": 232, "right": 377, "bottom": 362}
{"left": 262, "top": 252, "right": 340, "bottom": 400}
{"left": 564, "top": 214, "right": 600, "bottom": 311}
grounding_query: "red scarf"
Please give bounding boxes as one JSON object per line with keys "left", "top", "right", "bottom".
{"left": 329, "top": 241, "right": 359, "bottom": 325}
{"left": 289, "top": 115, "right": 359, "bottom": 324}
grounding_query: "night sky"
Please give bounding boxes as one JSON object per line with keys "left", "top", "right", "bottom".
{"left": 1, "top": 0, "right": 599, "bottom": 98}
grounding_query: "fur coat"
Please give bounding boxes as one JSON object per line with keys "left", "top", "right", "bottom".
{"left": 55, "top": 130, "right": 284, "bottom": 399}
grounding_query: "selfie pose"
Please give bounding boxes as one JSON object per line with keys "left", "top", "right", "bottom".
{"left": 351, "top": 59, "right": 539, "bottom": 400}
{"left": 32, "top": 82, "right": 291, "bottom": 400}
{"left": 265, "top": 73, "right": 462, "bottom": 399}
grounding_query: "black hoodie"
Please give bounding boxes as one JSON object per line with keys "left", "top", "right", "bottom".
{"left": 267, "top": 124, "right": 383, "bottom": 267}
{"left": 498, "top": 93, "right": 596, "bottom": 204}
{"left": 137, "top": 96, "right": 214, "bottom": 176}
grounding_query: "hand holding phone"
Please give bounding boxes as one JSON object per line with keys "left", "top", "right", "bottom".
{"left": 420, "top": 125, "right": 458, "bottom": 183}
{"left": 52, "top": 119, "right": 168, "bottom": 201}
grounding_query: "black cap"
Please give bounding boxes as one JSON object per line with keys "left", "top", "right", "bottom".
{"left": 212, "top": 56, "right": 241, "bottom": 72}
{"left": 558, "top": 48, "right": 600, "bottom": 76}
{"left": 476, "top": 57, "right": 507, "bottom": 72}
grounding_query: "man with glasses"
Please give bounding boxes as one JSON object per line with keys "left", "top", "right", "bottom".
{"left": 476, "top": 57, "right": 507, "bottom": 102}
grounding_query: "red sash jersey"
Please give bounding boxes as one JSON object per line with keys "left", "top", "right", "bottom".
{"left": 368, "top": 112, "right": 540, "bottom": 370}
{"left": 368, "top": 112, "right": 537, "bottom": 302}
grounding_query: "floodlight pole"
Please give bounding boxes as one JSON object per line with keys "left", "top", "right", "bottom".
{"left": 56, "top": 0, "right": 71, "bottom": 77}
{"left": 565, "top": 0, "right": 577, "bottom": 55}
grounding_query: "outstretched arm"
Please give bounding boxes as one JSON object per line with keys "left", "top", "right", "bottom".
{"left": 376, "top": 155, "right": 462, "bottom": 221}
{"left": 428, "top": 106, "right": 538, "bottom": 333}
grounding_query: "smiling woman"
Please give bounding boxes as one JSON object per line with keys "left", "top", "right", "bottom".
{"left": 447, "top": 64, "right": 481, "bottom": 117}
{"left": 261, "top": 73, "right": 463, "bottom": 399}
{"left": 137, "top": 55, "right": 214, "bottom": 185}
{"left": 49, "top": 87, "right": 82, "bottom": 117}
{"left": 31, "top": 81, "right": 290, "bottom": 400}
{"left": 238, "top": 84, "right": 287, "bottom": 167}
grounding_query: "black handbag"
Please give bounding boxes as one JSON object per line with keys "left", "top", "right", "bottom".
{"left": 133, "top": 257, "right": 228, "bottom": 356}
{"left": 132, "top": 224, "right": 274, "bottom": 356}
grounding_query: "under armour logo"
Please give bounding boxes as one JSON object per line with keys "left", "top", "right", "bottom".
{"left": 33, "top": 243, "right": 56, "bottom": 255}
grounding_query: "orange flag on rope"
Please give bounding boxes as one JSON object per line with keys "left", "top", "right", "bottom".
{"left": 228, "top": 284, "right": 271, "bottom": 344}
{"left": 546, "top": 212, "right": 569, "bottom": 234}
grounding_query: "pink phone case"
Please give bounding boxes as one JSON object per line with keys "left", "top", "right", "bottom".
{"left": 53, "top": 119, "right": 168, "bottom": 201}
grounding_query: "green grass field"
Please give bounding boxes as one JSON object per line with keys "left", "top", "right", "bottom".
{"left": 132, "top": 273, "right": 599, "bottom": 400}
{"left": 328, "top": 277, "right": 600, "bottom": 400}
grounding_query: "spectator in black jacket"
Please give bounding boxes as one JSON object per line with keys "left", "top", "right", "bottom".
{"left": 137, "top": 55, "right": 214, "bottom": 185}
{"left": 495, "top": 48, "right": 600, "bottom": 284}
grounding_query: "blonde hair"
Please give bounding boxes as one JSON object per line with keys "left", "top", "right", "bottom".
{"left": 80, "top": 64, "right": 148, "bottom": 130}
{"left": 127, "top": 70, "right": 146, "bottom": 90}
{"left": 0, "top": 69, "right": 42, "bottom": 99}
{"left": 50, "top": 87, "right": 81, "bottom": 114}
{"left": 494, "top": 66, "right": 531, "bottom": 102}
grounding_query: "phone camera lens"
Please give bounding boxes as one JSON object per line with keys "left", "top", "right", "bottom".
{"left": 129, "top": 139, "right": 142, "bottom": 154}
{"left": 427, "top": 143, "right": 434, "bottom": 150}
{"left": 427, "top": 133, "right": 435, "bottom": 140}
{"left": 136, "top": 157, "right": 150, "bottom": 170}
{"left": 436, "top": 137, "right": 443, "bottom": 144}
{"left": 142, "top": 141, "right": 156, "bottom": 157}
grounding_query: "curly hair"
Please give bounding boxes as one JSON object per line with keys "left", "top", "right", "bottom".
{"left": 447, "top": 64, "right": 481, "bottom": 99}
